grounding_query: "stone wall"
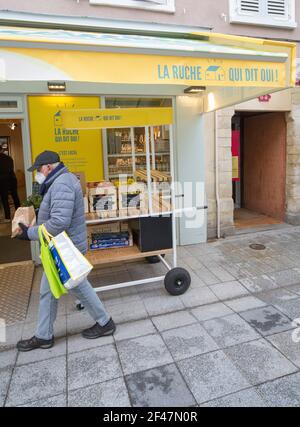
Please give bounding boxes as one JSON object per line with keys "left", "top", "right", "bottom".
{"left": 286, "top": 87, "right": 300, "bottom": 225}
{"left": 205, "top": 108, "right": 235, "bottom": 239}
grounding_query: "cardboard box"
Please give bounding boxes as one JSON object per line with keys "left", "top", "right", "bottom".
{"left": 118, "top": 182, "right": 147, "bottom": 216}
{"left": 87, "top": 223, "right": 120, "bottom": 241}
{"left": 89, "top": 230, "right": 133, "bottom": 251}
{"left": 88, "top": 183, "right": 117, "bottom": 218}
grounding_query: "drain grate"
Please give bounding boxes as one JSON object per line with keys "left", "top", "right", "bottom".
{"left": 249, "top": 244, "right": 266, "bottom": 251}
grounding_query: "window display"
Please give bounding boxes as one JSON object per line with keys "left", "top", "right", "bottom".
{"left": 106, "top": 125, "right": 170, "bottom": 179}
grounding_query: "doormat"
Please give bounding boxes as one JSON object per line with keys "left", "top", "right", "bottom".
{"left": 0, "top": 236, "right": 31, "bottom": 264}
{"left": 0, "top": 262, "right": 35, "bottom": 325}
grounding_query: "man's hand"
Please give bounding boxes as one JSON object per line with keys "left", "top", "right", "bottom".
{"left": 16, "top": 223, "right": 30, "bottom": 241}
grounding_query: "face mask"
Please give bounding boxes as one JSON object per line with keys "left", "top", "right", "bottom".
{"left": 35, "top": 171, "right": 46, "bottom": 185}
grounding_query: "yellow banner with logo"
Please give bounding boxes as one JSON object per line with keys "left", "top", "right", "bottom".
{"left": 4, "top": 47, "right": 288, "bottom": 88}
{"left": 60, "top": 107, "right": 173, "bottom": 130}
{"left": 28, "top": 96, "right": 104, "bottom": 182}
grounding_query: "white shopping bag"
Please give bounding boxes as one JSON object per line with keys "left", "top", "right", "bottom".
{"left": 48, "top": 230, "right": 93, "bottom": 290}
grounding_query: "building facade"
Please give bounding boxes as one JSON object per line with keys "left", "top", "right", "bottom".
{"left": 0, "top": 0, "right": 298, "bottom": 246}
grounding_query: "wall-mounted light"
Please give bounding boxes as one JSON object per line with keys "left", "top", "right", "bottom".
{"left": 184, "top": 86, "right": 206, "bottom": 94}
{"left": 47, "top": 82, "right": 66, "bottom": 92}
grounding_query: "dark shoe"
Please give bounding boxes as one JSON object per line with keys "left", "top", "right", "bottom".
{"left": 17, "top": 336, "right": 54, "bottom": 352}
{"left": 82, "top": 318, "right": 116, "bottom": 339}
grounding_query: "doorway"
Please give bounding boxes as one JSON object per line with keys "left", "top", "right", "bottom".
{"left": 0, "top": 119, "right": 31, "bottom": 263}
{"left": 233, "top": 112, "right": 286, "bottom": 230}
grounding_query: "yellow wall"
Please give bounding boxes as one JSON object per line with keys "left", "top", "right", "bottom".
{"left": 28, "top": 96, "right": 104, "bottom": 182}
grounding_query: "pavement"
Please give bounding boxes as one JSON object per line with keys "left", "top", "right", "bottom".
{"left": 1, "top": 225, "right": 300, "bottom": 407}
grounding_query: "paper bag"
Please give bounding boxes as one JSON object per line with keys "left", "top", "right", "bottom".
{"left": 11, "top": 206, "right": 36, "bottom": 238}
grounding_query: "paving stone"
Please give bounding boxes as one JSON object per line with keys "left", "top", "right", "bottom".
{"left": 182, "top": 256, "right": 204, "bottom": 271}
{"left": 240, "top": 306, "right": 293, "bottom": 336}
{"left": 68, "top": 377, "right": 130, "bottom": 407}
{"left": 0, "top": 349, "right": 17, "bottom": 369}
{"left": 268, "top": 269, "right": 300, "bottom": 288}
{"left": 102, "top": 300, "right": 149, "bottom": 324}
{"left": 67, "top": 333, "right": 114, "bottom": 354}
{"left": 113, "top": 319, "right": 155, "bottom": 342}
{"left": 151, "top": 311, "right": 197, "bottom": 332}
{"left": 162, "top": 323, "right": 219, "bottom": 360}
{"left": 104, "top": 294, "right": 142, "bottom": 308}
{"left": 116, "top": 334, "right": 173, "bottom": 375}
{"left": 193, "top": 267, "right": 220, "bottom": 286}
{"left": 188, "top": 271, "right": 207, "bottom": 289}
{"left": 22, "top": 317, "right": 67, "bottom": 340}
{"left": 201, "top": 388, "right": 267, "bottom": 407}
{"left": 225, "top": 296, "right": 267, "bottom": 313}
{"left": 219, "top": 263, "right": 244, "bottom": 280}
{"left": 0, "top": 324, "right": 23, "bottom": 351}
{"left": 257, "top": 372, "right": 300, "bottom": 407}
{"left": 17, "top": 394, "right": 67, "bottom": 407}
{"left": 177, "top": 350, "right": 250, "bottom": 404}
{"left": 257, "top": 289, "right": 299, "bottom": 306}
{"left": 239, "top": 275, "right": 277, "bottom": 293}
{"left": 210, "top": 281, "right": 249, "bottom": 301}
{"left": 288, "top": 284, "right": 300, "bottom": 296}
{"left": 204, "top": 264, "right": 236, "bottom": 283}
{"left": 17, "top": 337, "right": 66, "bottom": 366}
{"left": 203, "top": 314, "right": 260, "bottom": 348}
{"left": 68, "top": 345, "right": 122, "bottom": 391}
{"left": 191, "top": 302, "right": 233, "bottom": 322}
{"left": 143, "top": 295, "right": 184, "bottom": 316}
{"left": 273, "top": 298, "right": 300, "bottom": 321}
{"left": 126, "top": 364, "right": 196, "bottom": 407}
{"left": 0, "top": 367, "right": 12, "bottom": 407}
{"left": 180, "top": 287, "right": 218, "bottom": 309}
{"left": 224, "top": 339, "right": 297, "bottom": 385}
{"left": 7, "top": 356, "right": 66, "bottom": 406}
{"left": 267, "top": 330, "right": 300, "bottom": 368}
{"left": 67, "top": 311, "right": 95, "bottom": 336}
{"left": 137, "top": 285, "right": 166, "bottom": 299}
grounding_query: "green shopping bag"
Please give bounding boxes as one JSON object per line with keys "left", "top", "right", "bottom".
{"left": 38, "top": 224, "right": 68, "bottom": 299}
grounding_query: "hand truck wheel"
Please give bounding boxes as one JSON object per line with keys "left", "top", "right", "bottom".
{"left": 164, "top": 267, "right": 191, "bottom": 296}
{"left": 145, "top": 254, "right": 166, "bottom": 264}
{"left": 75, "top": 300, "right": 85, "bottom": 311}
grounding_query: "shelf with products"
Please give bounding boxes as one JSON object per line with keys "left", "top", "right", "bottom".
{"left": 105, "top": 125, "right": 170, "bottom": 181}
{"left": 107, "top": 153, "right": 148, "bottom": 158}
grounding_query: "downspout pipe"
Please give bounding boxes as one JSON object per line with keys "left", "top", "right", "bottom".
{"left": 215, "top": 111, "right": 221, "bottom": 239}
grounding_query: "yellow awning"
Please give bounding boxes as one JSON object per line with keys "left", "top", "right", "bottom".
{"left": 0, "top": 26, "right": 296, "bottom": 112}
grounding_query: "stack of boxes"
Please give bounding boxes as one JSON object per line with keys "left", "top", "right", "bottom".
{"left": 87, "top": 182, "right": 117, "bottom": 219}
{"left": 84, "top": 178, "right": 148, "bottom": 219}
{"left": 87, "top": 221, "right": 133, "bottom": 251}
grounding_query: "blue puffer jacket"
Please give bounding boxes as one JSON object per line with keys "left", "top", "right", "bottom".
{"left": 28, "top": 164, "right": 88, "bottom": 254}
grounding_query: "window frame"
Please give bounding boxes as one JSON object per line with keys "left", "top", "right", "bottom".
{"left": 0, "top": 96, "right": 23, "bottom": 113}
{"left": 89, "top": 0, "right": 176, "bottom": 14}
{"left": 229, "top": 0, "right": 297, "bottom": 29}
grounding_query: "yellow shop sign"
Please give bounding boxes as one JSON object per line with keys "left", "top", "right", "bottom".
{"left": 60, "top": 107, "right": 174, "bottom": 130}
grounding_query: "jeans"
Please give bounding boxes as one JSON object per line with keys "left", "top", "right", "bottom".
{"left": 36, "top": 272, "right": 110, "bottom": 340}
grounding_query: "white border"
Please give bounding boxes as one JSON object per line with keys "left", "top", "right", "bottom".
{"left": 89, "top": 0, "right": 175, "bottom": 13}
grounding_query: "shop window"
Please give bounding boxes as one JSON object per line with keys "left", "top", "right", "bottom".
{"left": 89, "top": 0, "right": 175, "bottom": 13}
{"left": 104, "top": 97, "right": 172, "bottom": 181}
{"left": 229, "top": 0, "right": 297, "bottom": 28}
